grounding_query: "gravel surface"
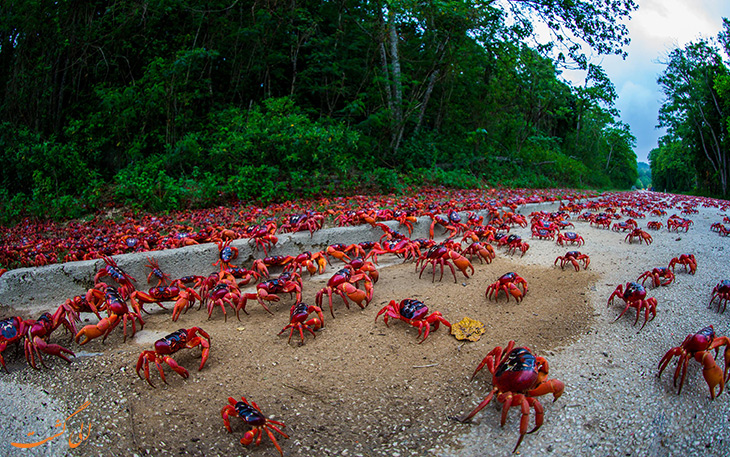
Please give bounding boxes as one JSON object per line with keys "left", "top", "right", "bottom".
{"left": 1, "top": 191, "right": 729, "bottom": 457}
{"left": 444, "top": 193, "right": 730, "bottom": 457}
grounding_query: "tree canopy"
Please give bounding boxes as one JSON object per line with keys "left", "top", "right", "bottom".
{"left": 0, "top": 0, "right": 639, "bottom": 220}
{"left": 653, "top": 19, "right": 730, "bottom": 196}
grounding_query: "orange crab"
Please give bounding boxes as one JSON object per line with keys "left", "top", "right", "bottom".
{"left": 658, "top": 325, "right": 730, "bottom": 399}
{"left": 459, "top": 340, "right": 564, "bottom": 453}
{"left": 554, "top": 251, "right": 590, "bottom": 271}
{"left": 485, "top": 272, "right": 528, "bottom": 303}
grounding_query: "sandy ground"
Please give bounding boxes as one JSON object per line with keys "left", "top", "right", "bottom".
{"left": 0, "top": 194, "right": 728, "bottom": 457}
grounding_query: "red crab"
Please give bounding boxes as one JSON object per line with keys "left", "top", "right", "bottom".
{"left": 207, "top": 280, "right": 244, "bottom": 321}
{"left": 23, "top": 309, "right": 76, "bottom": 370}
{"left": 459, "top": 340, "right": 564, "bottom": 453}
{"left": 94, "top": 255, "right": 137, "bottom": 298}
{"left": 530, "top": 228, "right": 555, "bottom": 241}
{"left": 709, "top": 280, "right": 730, "bottom": 313}
{"left": 76, "top": 285, "right": 145, "bottom": 344}
{"left": 415, "top": 243, "right": 474, "bottom": 283}
{"left": 485, "top": 272, "right": 528, "bottom": 303}
{"left": 555, "top": 231, "right": 584, "bottom": 247}
{"left": 145, "top": 257, "right": 171, "bottom": 286}
{"left": 315, "top": 267, "right": 374, "bottom": 318}
{"left": 136, "top": 327, "right": 211, "bottom": 387}
{"left": 637, "top": 267, "right": 675, "bottom": 288}
{"left": 213, "top": 239, "right": 239, "bottom": 271}
{"left": 658, "top": 325, "right": 730, "bottom": 399}
{"left": 554, "top": 251, "right": 590, "bottom": 271}
{"left": 283, "top": 250, "right": 327, "bottom": 276}
{"left": 668, "top": 254, "right": 697, "bottom": 275}
{"left": 241, "top": 272, "right": 303, "bottom": 316}
{"left": 278, "top": 211, "right": 324, "bottom": 236}
{"left": 462, "top": 241, "right": 496, "bottom": 264}
{"left": 625, "top": 228, "right": 653, "bottom": 245}
{"left": 278, "top": 303, "right": 324, "bottom": 344}
{"left": 646, "top": 221, "right": 663, "bottom": 230}
{"left": 222, "top": 396, "right": 289, "bottom": 456}
{"left": 325, "top": 243, "right": 366, "bottom": 263}
{"left": 0, "top": 316, "right": 28, "bottom": 372}
{"left": 607, "top": 282, "right": 657, "bottom": 330}
{"left": 366, "top": 239, "right": 422, "bottom": 263}
{"left": 375, "top": 299, "right": 451, "bottom": 343}
{"left": 500, "top": 234, "right": 529, "bottom": 257}
{"left": 244, "top": 222, "right": 279, "bottom": 255}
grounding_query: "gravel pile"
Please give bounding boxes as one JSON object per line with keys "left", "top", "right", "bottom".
{"left": 442, "top": 193, "right": 730, "bottom": 457}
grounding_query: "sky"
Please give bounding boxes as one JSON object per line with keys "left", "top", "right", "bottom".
{"left": 582, "top": 0, "right": 730, "bottom": 164}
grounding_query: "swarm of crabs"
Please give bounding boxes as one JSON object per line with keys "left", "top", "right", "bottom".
{"left": 1, "top": 187, "right": 730, "bottom": 455}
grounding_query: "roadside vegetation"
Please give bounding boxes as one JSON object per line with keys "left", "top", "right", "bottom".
{"left": 0, "top": 1, "right": 646, "bottom": 224}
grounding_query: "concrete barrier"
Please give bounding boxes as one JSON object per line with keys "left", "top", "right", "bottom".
{"left": 0, "top": 202, "right": 560, "bottom": 315}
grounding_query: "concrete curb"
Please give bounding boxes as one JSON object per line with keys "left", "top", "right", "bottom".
{"left": 0, "top": 203, "right": 559, "bottom": 315}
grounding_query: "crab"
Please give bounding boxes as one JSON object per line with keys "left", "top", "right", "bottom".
{"left": 415, "top": 243, "right": 474, "bottom": 283}
{"left": 555, "top": 231, "right": 584, "bottom": 247}
{"left": 75, "top": 285, "right": 145, "bottom": 344}
{"left": 213, "top": 239, "right": 239, "bottom": 271}
{"left": 668, "top": 254, "right": 697, "bottom": 275}
{"left": 428, "top": 210, "right": 469, "bottom": 239}
{"left": 283, "top": 250, "right": 327, "bottom": 276}
{"left": 244, "top": 221, "right": 279, "bottom": 255}
{"left": 241, "top": 272, "right": 303, "bottom": 316}
{"left": 94, "top": 255, "right": 137, "bottom": 299}
{"left": 625, "top": 228, "right": 653, "bottom": 245}
{"left": 375, "top": 299, "right": 451, "bottom": 343}
{"left": 607, "top": 282, "right": 657, "bottom": 330}
{"left": 278, "top": 303, "right": 324, "bottom": 344}
{"left": 667, "top": 216, "right": 693, "bottom": 232}
{"left": 646, "top": 221, "right": 664, "bottom": 230}
{"left": 145, "top": 257, "right": 171, "bottom": 286}
{"left": 612, "top": 221, "right": 636, "bottom": 232}
{"left": 554, "top": 251, "right": 590, "bottom": 271}
{"left": 459, "top": 340, "right": 564, "bottom": 453}
{"left": 366, "top": 239, "right": 422, "bottom": 264}
{"left": 206, "top": 280, "right": 244, "bottom": 321}
{"left": 531, "top": 228, "right": 555, "bottom": 241}
{"left": 709, "top": 280, "right": 730, "bottom": 313}
{"left": 637, "top": 267, "right": 675, "bottom": 288}
{"left": 0, "top": 316, "right": 28, "bottom": 372}
{"left": 658, "top": 325, "right": 730, "bottom": 399}
{"left": 498, "top": 234, "right": 530, "bottom": 257}
{"left": 325, "top": 243, "right": 367, "bottom": 263}
{"left": 135, "top": 327, "right": 211, "bottom": 387}
{"left": 485, "top": 272, "right": 528, "bottom": 303}
{"left": 222, "top": 396, "right": 289, "bottom": 456}
{"left": 130, "top": 285, "right": 202, "bottom": 322}
{"left": 278, "top": 211, "right": 324, "bottom": 236}
{"left": 315, "top": 266, "right": 374, "bottom": 318}
{"left": 462, "top": 241, "right": 496, "bottom": 264}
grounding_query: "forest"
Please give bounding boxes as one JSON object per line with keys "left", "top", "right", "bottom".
{"left": 0, "top": 0, "right": 643, "bottom": 222}
{"left": 651, "top": 18, "right": 730, "bottom": 198}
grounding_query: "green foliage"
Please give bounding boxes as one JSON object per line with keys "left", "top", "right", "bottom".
{"left": 649, "top": 141, "right": 696, "bottom": 192}
{"left": 224, "top": 165, "right": 286, "bottom": 204}
{"left": 114, "top": 155, "right": 189, "bottom": 211}
{"left": 209, "top": 98, "right": 360, "bottom": 177}
{"left": 0, "top": 0, "right": 643, "bottom": 221}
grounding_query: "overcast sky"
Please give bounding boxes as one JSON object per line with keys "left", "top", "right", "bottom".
{"left": 586, "top": 0, "right": 730, "bottom": 163}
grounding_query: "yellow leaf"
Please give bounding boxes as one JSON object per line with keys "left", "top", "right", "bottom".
{"left": 451, "top": 317, "right": 486, "bottom": 341}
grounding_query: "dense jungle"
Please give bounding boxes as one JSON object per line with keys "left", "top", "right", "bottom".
{"left": 0, "top": 1, "right": 727, "bottom": 223}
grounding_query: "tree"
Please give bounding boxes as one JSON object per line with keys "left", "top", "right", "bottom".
{"left": 658, "top": 39, "right": 729, "bottom": 195}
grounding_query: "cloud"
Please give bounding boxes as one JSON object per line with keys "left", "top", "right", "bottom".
{"left": 591, "top": 0, "right": 729, "bottom": 162}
